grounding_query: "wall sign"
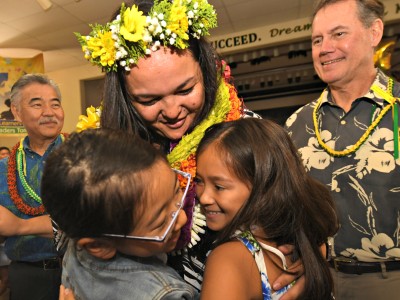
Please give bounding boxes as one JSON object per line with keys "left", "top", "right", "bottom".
{"left": 210, "top": 0, "right": 400, "bottom": 55}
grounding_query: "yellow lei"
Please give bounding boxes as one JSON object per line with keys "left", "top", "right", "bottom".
{"left": 313, "top": 78, "right": 399, "bottom": 157}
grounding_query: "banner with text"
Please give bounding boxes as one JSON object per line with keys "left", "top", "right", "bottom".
{"left": 0, "top": 53, "right": 44, "bottom": 136}
{"left": 210, "top": 0, "right": 400, "bottom": 55}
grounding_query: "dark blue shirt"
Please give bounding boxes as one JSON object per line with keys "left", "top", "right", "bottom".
{"left": 0, "top": 135, "right": 63, "bottom": 261}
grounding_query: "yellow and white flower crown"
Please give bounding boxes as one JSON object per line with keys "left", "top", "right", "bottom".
{"left": 75, "top": 0, "right": 217, "bottom": 72}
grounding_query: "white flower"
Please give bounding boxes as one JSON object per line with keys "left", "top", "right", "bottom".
{"left": 166, "top": 29, "right": 171, "bottom": 35}
{"left": 169, "top": 37, "right": 175, "bottom": 45}
{"left": 85, "top": 36, "right": 90, "bottom": 41}
{"left": 129, "top": 58, "right": 134, "bottom": 64}
{"left": 171, "top": 33, "right": 177, "bottom": 38}
{"left": 145, "top": 48, "right": 152, "bottom": 55}
{"left": 155, "top": 25, "right": 163, "bottom": 34}
{"left": 341, "top": 233, "right": 400, "bottom": 261}
{"left": 143, "top": 32, "right": 152, "bottom": 43}
{"left": 188, "top": 11, "right": 194, "bottom": 18}
{"left": 151, "top": 17, "right": 159, "bottom": 26}
{"left": 299, "top": 130, "right": 334, "bottom": 172}
{"left": 200, "top": 23, "right": 204, "bottom": 28}
{"left": 285, "top": 109, "right": 300, "bottom": 127}
{"left": 120, "top": 60, "right": 126, "bottom": 67}
{"left": 148, "top": 24, "right": 155, "bottom": 32}
{"left": 125, "top": 66, "right": 130, "bottom": 71}
{"left": 194, "top": 2, "right": 198, "bottom": 9}
{"left": 161, "top": 20, "right": 167, "bottom": 27}
{"left": 120, "top": 48, "right": 127, "bottom": 56}
{"left": 160, "top": 33, "right": 165, "bottom": 40}
{"left": 354, "top": 127, "right": 400, "bottom": 179}
{"left": 154, "top": 40, "right": 161, "bottom": 47}
{"left": 157, "top": 13, "right": 164, "bottom": 20}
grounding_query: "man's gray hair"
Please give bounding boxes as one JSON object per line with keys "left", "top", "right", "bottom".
{"left": 10, "top": 73, "right": 61, "bottom": 107}
{"left": 312, "top": 0, "right": 385, "bottom": 28}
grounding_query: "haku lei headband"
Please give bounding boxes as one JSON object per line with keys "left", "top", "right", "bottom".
{"left": 75, "top": 0, "right": 217, "bottom": 72}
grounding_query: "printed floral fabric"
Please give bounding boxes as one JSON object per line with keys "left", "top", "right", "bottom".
{"left": 236, "top": 231, "right": 291, "bottom": 300}
{"left": 285, "top": 69, "right": 400, "bottom": 262}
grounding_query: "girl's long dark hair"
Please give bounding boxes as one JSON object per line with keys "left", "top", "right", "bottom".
{"left": 197, "top": 118, "right": 339, "bottom": 299}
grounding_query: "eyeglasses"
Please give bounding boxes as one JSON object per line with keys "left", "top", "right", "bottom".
{"left": 103, "top": 169, "right": 191, "bottom": 242}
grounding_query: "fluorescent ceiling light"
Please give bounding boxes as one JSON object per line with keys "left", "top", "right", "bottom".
{"left": 37, "top": 0, "right": 53, "bottom": 11}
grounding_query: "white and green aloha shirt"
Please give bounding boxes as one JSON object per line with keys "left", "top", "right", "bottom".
{"left": 285, "top": 69, "right": 400, "bottom": 262}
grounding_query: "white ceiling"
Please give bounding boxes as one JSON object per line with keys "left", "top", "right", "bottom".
{"left": 0, "top": 0, "right": 315, "bottom": 72}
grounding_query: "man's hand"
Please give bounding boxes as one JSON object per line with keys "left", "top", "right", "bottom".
{"left": 273, "top": 260, "right": 304, "bottom": 300}
{"left": 273, "top": 244, "right": 305, "bottom": 300}
{"left": 0, "top": 205, "right": 53, "bottom": 237}
{"left": 59, "top": 285, "right": 75, "bottom": 300}
{"left": 0, "top": 206, "right": 23, "bottom": 236}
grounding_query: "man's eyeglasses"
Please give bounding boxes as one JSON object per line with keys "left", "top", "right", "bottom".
{"left": 103, "top": 169, "right": 191, "bottom": 242}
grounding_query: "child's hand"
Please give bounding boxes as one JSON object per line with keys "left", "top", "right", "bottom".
{"left": 59, "top": 285, "right": 75, "bottom": 300}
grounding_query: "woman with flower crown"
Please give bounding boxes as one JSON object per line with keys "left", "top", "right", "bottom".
{"left": 76, "top": 0, "right": 306, "bottom": 298}
{"left": 0, "top": 0, "right": 305, "bottom": 298}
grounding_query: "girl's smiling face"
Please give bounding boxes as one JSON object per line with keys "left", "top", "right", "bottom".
{"left": 195, "top": 142, "right": 251, "bottom": 232}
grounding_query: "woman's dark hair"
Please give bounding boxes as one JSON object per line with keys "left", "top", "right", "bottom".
{"left": 100, "top": 0, "right": 219, "bottom": 150}
{"left": 42, "top": 128, "right": 167, "bottom": 239}
{"left": 196, "top": 118, "right": 339, "bottom": 299}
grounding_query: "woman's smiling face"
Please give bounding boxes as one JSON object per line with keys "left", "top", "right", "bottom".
{"left": 126, "top": 47, "right": 205, "bottom": 141}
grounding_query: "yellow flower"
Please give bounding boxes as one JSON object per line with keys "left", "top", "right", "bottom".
{"left": 167, "top": 1, "right": 189, "bottom": 41}
{"left": 120, "top": 5, "right": 147, "bottom": 42}
{"left": 76, "top": 106, "right": 101, "bottom": 132}
{"left": 86, "top": 31, "right": 116, "bottom": 67}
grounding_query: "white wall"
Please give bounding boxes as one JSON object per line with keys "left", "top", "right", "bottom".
{"left": 47, "top": 64, "right": 102, "bottom": 133}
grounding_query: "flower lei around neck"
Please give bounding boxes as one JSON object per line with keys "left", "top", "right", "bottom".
{"left": 168, "top": 64, "right": 243, "bottom": 187}
{"left": 76, "top": 62, "right": 243, "bottom": 180}
{"left": 167, "top": 63, "right": 244, "bottom": 248}
{"left": 75, "top": 0, "right": 217, "bottom": 72}
{"left": 75, "top": 63, "right": 243, "bottom": 247}
{"left": 313, "top": 78, "right": 400, "bottom": 158}
{"left": 7, "top": 134, "right": 66, "bottom": 216}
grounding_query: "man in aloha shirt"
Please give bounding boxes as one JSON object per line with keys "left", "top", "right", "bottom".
{"left": 285, "top": 0, "right": 400, "bottom": 299}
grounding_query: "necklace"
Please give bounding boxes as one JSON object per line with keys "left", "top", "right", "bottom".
{"left": 168, "top": 64, "right": 244, "bottom": 248}
{"left": 167, "top": 76, "right": 243, "bottom": 181}
{"left": 74, "top": 62, "right": 244, "bottom": 248}
{"left": 7, "top": 134, "right": 65, "bottom": 216}
{"left": 313, "top": 78, "right": 399, "bottom": 157}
